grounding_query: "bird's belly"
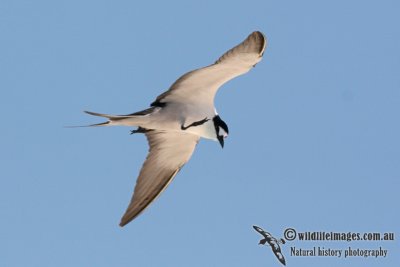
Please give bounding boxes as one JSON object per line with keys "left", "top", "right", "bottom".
{"left": 142, "top": 106, "right": 217, "bottom": 140}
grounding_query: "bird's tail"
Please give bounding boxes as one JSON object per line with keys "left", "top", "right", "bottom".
{"left": 66, "top": 109, "right": 152, "bottom": 128}
{"left": 82, "top": 110, "right": 147, "bottom": 127}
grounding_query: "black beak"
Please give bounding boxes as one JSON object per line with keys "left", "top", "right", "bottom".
{"left": 217, "top": 135, "right": 224, "bottom": 148}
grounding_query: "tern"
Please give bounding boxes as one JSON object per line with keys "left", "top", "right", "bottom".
{"left": 83, "top": 31, "right": 266, "bottom": 226}
{"left": 253, "top": 225, "right": 286, "bottom": 265}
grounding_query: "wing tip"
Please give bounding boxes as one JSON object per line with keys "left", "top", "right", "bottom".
{"left": 214, "top": 30, "right": 267, "bottom": 65}
{"left": 84, "top": 110, "right": 99, "bottom": 116}
{"left": 248, "top": 31, "right": 267, "bottom": 57}
{"left": 119, "top": 220, "right": 128, "bottom": 227}
{"left": 119, "top": 210, "right": 142, "bottom": 227}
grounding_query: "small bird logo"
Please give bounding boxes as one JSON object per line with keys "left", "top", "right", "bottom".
{"left": 253, "top": 225, "right": 286, "bottom": 266}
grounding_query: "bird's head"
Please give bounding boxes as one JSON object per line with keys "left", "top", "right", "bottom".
{"left": 213, "top": 115, "right": 229, "bottom": 148}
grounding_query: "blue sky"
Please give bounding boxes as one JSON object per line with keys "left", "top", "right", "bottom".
{"left": 1, "top": 0, "right": 399, "bottom": 266}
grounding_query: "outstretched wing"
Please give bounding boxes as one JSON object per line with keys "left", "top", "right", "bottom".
{"left": 119, "top": 130, "right": 200, "bottom": 226}
{"left": 253, "top": 225, "right": 273, "bottom": 239}
{"left": 271, "top": 244, "right": 286, "bottom": 266}
{"left": 152, "top": 31, "right": 267, "bottom": 110}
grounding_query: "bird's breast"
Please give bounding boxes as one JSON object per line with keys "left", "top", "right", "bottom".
{"left": 142, "top": 102, "right": 218, "bottom": 140}
{"left": 183, "top": 120, "right": 217, "bottom": 140}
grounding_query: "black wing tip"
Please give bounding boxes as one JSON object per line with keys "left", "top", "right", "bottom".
{"left": 253, "top": 225, "right": 265, "bottom": 234}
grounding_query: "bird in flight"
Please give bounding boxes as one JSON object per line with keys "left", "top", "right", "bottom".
{"left": 253, "top": 225, "right": 286, "bottom": 265}
{"left": 83, "top": 31, "right": 267, "bottom": 226}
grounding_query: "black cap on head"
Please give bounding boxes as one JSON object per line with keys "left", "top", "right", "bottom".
{"left": 213, "top": 115, "right": 229, "bottom": 148}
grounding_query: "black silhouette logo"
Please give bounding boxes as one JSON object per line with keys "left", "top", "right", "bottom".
{"left": 253, "top": 225, "right": 286, "bottom": 265}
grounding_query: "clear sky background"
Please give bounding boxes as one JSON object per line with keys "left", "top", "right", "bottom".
{"left": 1, "top": 0, "right": 399, "bottom": 266}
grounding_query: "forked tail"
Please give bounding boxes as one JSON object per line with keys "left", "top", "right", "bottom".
{"left": 81, "top": 111, "right": 140, "bottom": 127}
{"left": 67, "top": 107, "right": 156, "bottom": 128}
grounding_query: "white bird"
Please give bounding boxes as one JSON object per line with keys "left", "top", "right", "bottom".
{"left": 84, "top": 31, "right": 267, "bottom": 226}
